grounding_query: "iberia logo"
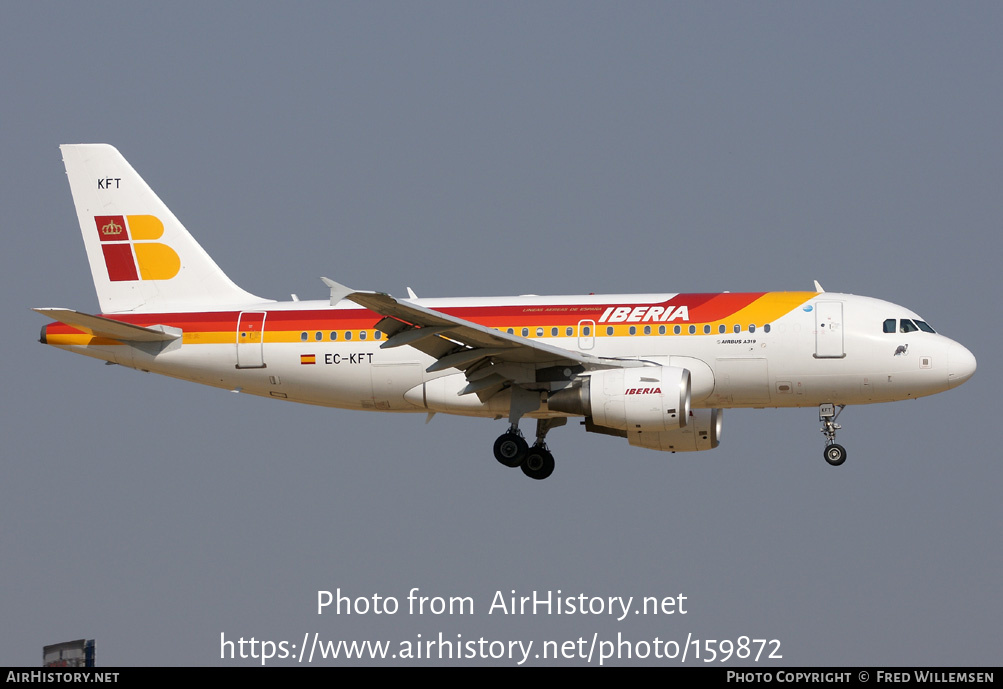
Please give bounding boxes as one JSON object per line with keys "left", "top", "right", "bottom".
{"left": 95, "top": 215, "right": 180, "bottom": 281}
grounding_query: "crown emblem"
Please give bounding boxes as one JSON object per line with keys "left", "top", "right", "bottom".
{"left": 101, "top": 219, "right": 124, "bottom": 236}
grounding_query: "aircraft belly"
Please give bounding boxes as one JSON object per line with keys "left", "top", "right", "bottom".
{"left": 404, "top": 373, "right": 510, "bottom": 415}
{"left": 273, "top": 343, "right": 377, "bottom": 406}
{"left": 871, "top": 369, "right": 949, "bottom": 401}
{"left": 711, "top": 358, "right": 771, "bottom": 406}
{"left": 50, "top": 341, "right": 131, "bottom": 367}
{"left": 141, "top": 343, "right": 390, "bottom": 409}
{"left": 134, "top": 343, "right": 239, "bottom": 389}
{"left": 371, "top": 361, "right": 424, "bottom": 410}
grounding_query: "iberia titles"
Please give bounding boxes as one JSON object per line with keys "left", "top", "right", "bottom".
{"left": 598, "top": 305, "right": 689, "bottom": 323}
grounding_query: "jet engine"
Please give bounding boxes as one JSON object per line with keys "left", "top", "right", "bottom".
{"left": 549, "top": 366, "right": 691, "bottom": 431}
{"left": 627, "top": 408, "right": 723, "bottom": 452}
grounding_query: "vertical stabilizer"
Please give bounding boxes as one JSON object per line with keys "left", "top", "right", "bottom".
{"left": 60, "top": 144, "right": 268, "bottom": 313}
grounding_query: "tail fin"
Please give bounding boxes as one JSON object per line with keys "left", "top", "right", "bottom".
{"left": 60, "top": 144, "right": 268, "bottom": 313}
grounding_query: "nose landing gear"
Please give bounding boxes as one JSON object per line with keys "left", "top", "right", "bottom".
{"left": 820, "top": 403, "right": 847, "bottom": 466}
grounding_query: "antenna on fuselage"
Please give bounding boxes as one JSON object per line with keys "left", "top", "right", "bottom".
{"left": 814, "top": 280, "right": 825, "bottom": 292}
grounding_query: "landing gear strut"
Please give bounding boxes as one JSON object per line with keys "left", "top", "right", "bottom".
{"left": 819, "top": 403, "right": 847, "bottom": 466}
{"left": 493, "top": 418, "right": 565, "bottom": 480}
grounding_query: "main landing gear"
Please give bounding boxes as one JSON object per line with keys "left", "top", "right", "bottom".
{"left": 493, "top": 419, "right": 564, "bottom": 480}
{"left": 819, "top": 403, "right": 847, "bottom": 466}
{"left": 493, "top": 429, "right": 527, "bottom": 468}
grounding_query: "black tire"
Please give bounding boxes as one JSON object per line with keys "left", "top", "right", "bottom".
{"left": 493, "top": 433, "right": 528, "bottom": 467}
{"left": 521, "top": 447, "right": 555, "bottom": 480}
{"left": 824, "top": 443, "right": 847, "bottom": 467}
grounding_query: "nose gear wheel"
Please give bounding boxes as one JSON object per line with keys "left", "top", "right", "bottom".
{"left": 819, "top": 404, "right": 847, "bottom": 467}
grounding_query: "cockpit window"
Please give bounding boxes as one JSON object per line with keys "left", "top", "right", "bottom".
{"left": 886, "top": 317, "right": 936, "bottom": 334}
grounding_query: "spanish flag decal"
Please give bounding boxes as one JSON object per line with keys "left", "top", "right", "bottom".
{"left": 300, "top": 354, "right": 316, "bottom": 365}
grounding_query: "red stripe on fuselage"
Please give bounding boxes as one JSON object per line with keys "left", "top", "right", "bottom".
{"left": 687, "top": 292, "right": 767, "bottom": 322}
{"left": 45, "top": 293, "right": 779, "bottom": 335}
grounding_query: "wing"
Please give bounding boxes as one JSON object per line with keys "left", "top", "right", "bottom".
{"left": 322, "top": 278, "right": 637, "bottom": 399}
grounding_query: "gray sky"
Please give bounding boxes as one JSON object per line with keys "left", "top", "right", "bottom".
{"left": 2, "top": 2, "right": 999, "bottom": 666}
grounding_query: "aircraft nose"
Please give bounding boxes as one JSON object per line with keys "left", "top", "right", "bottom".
{"left": 947, "top": 341, "right": 977, "bottom": 389}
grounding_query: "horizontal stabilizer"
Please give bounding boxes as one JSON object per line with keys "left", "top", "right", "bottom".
{"left": 34, "top": 308, "right": 181, "bottom": 342}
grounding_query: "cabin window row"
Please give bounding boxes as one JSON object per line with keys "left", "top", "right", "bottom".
{"left": 300, "top": 330, "right": 384, "bottom": 342}
{"left": 502, "top": 324, "right": 772, "bottom": 337}
{"left": 298, "top": 323, "right": 776, "bottom": 343}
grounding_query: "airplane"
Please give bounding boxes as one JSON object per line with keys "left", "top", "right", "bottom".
{"left": 35, "top": 144, "right": 977, "bottom": 480}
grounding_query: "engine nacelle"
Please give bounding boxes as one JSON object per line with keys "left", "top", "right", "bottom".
{"left": 627, "top": 408, "right": 723, "bottom": 453}
{"left": 549, "top": 366, "right": 691, "bottom": 431}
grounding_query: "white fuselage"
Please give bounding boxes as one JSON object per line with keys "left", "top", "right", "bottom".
{"left": 44, "top": 291, "right": 975, "bottom": 419}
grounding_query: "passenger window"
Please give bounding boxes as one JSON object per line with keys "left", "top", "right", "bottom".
{"left": 300, "top": 332, "right": 308, "bottom": 341}
{"left": 658, "top": 325, "right": 666, "bottom": 335}
{"left": 582, "top": 326, "right": 591, "bottom": 336}
{"left": 900, "top": 319, "right": 918, "bottom": 333}
{"left": 315, "top": 331, "right": 322, "bottom": 341}
{"left": 764, "top": 324, "right": 771, "bottom": 333}
{"left": 566, "top": 326, "right": 573, "bottom": 336}
{"left": 536, "top": 327, "right": 544, "bottom": 337}
{"left": 521, "top": 328, "right": 529, "bottom": 337}
{"left": 551, "top": 327, "right": 558, "bottom": 337}
{"left": 629, "top": 326, "right": 636, "bottom": 335}
{"left": 360, "top": 331, "right": 367, "bottom": 341}
{"left": 374, "top": 331, "right": 382, "bottom": 340}
{"left": 330, "top": 331, "right": 337, "bottom": 341}
{"left": 749, "top": 324, "right": 756, "bottom": 333}
{"left": 673, "top": 325, "right": 681, "bottom": 335}
{"left": 703, "top": 325, "right": 711, "bottom": 334}
{"left": 507, "top": 328, "right": 514, "bottom": 335}
{"left": 606, "top": 326, "right": 614, "bottom": 336}
{"left": 734, "top": 324, "right": 741, "bottom": 333}
{"left": 883, "top": 319, "right": 896, "bottom": 333}
{"left": 688, "top": 325, "right": 696, "bottom": 335}
{"left": 345, "top": 331, "right": 352, "bottom": 341}
{"left": 644, "top": 325, "right": 651, "bottom": 335}
{"left": 718, "top": 324, "right": 726, "bottom": 334}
